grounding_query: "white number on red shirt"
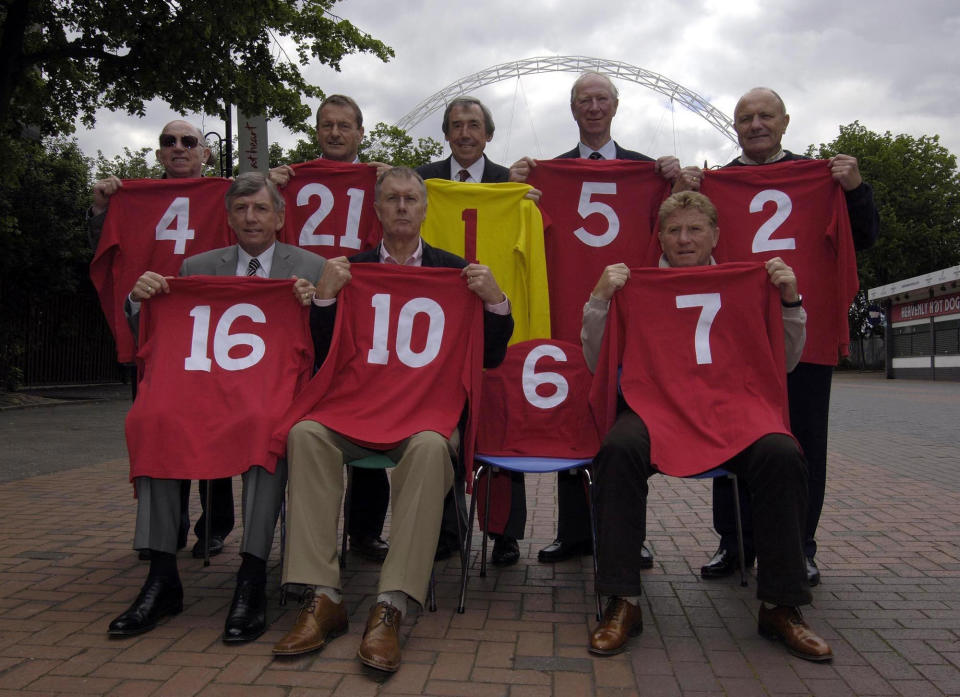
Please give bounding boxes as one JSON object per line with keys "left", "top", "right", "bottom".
{"left": 521, "top": 344, "right": 569, "bottom": 409}
{"left": 367, "top": 293, "right": 445, "bottom": 368}
{"left": 675, "top": 293, "right": 722, "bottom": 365}
{"left": 750, "top": 189, "right": 795, "bottom": 253}
{"left": 184, "top": 303, "right": 267, "bottom": 372}
{"left": 297, "top": 183, "right": 365, "bottom": 250}
{"left": 155, "top": 196, "right": 195, "bottom": 255}
{"left": 573, "top": 182, "right": 620, "bottom": 247}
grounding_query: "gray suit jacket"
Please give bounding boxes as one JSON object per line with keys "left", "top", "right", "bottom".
{"left": 127, "top": 241, "right": 326, "bottom": 335}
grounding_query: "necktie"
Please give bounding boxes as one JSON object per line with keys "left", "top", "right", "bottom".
{"left": 247, "top": 257, "right": 261, "bottom": 276}
{"left": 589, "top": 152, "right": 603, "bottom": 160}
{"left": 457, "top": 169, "right": 470, "bottom": 182}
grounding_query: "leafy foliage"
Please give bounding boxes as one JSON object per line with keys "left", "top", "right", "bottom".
{"left": 270, "top": 122, "right": 442, "bottom": 168}
{"left": 807, "top": 121, "right": 960, "bottom": 290}
{"left": 0, "top": 0, "right": 393, "bottom": 138}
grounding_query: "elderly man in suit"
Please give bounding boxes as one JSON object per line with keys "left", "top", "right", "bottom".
{"left": 416, "top": 96, "right": 509, "bottom": 183}
{"left": 273, "top": 167, "right": 513, "bottom": 673}
{"left": 509, "top": 71, "right": 682, "bottom": 567}
{"left": 90, "top": 120, "right": 235, "bottom": 560}
{"left": 108, "top": 172, "right": 326, "bottom": 644}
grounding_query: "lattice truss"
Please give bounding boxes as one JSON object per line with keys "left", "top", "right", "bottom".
{"left": 393, "top": 55, "right": 737, "bottom": 145}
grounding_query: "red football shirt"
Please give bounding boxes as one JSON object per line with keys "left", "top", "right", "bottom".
{"left": 528, "top": 159, "right": 670, "bottom": 343}
{"left": 591, "top": 263, "right": 792, "bottom": 476}
{"left": 125, "top": 276, "right": 314, "bottom": 479}
{"left": 90, "top": 178, "right": 234, "bottom": 362}
{"left": 279, "top": 159, "right": 382, "bottom": 259}
{"left": 700, "top": 160, "right": 859, "bottom": 364}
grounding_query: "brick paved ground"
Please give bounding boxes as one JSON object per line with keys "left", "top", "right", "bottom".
{"left": 1, "top": 372, "right": 958, "bottom": 696}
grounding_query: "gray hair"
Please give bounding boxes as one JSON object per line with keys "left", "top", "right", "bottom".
{"left": 441, "top": 96, "right": 495, "bottom": 138}
{"left": 570, "top": 72, "right": 619, "bottom": 106}
{"left": 225, "top": 172, "right": 285, "bottom": 213}
{"left": 375, "top": 166, "right": 427, "bottom": 201}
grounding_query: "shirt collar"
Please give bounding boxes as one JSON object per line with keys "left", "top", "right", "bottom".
{"left": 737, "top": 148, "right": 787, "bottom": 165}
{"left": 379, "top": 238, "right": 423, "bottom": 266}
{"left": 237, "top": 242, "right": 276, "bottom": 277}
{"left": 578, "top": 139, "right": 617, "bottom": 160}
{"left": 450, "top": 155, "right": 486, "bottom": 183}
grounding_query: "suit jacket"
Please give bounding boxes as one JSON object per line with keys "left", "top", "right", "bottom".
{"left": 127, "top": 241, "right": 326, "bottom": 335}
{"left": 416, "top": 155, "right": 510, "bottom": 183}
{"left": 556, "top": 141, "right": 653, "bottom": 162}
{"left": 310, "top": 239, "right": 514, "bottom": 369}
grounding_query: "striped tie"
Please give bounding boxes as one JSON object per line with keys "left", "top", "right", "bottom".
{"left": 246, "top": 257, "right": 261, "bottom": 276}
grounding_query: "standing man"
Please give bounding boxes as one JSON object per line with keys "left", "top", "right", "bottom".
{"left": 682, "top": 88, "right": 879, "bottom": 585}
{"left": 509, "top": 72, "right": 682, "bottom": 567}
{"left": 90, "top": 120, "right": 234, "bottom": 560}
{"left": 416, "top": 96, "right": 509, "bottom": 183}
{"left": 109, "top": 172, "right": 325, "bottom": 644}
{"left": 273, "top": 167, "right": 513, "bottom": 672}
{"left": 271, "top": 94, "right": 392, "bottom": 563}
{"left": 416, "top": 97, "right": 521, "bottom": 567}
{"left": 584, "top": 191, "right": 831, "bottom": 662}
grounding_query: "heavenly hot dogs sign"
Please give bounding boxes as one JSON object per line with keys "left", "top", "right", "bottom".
{"left": 891, "top": 291, "right": 960, "bottom": 322}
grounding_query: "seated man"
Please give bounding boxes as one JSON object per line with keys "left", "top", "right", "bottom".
{"left": 272, "top": 167, "right": 513, "bottom": 672}
{"left": 582, "top": 191, "right": 832, "bottom": 662}
{"left": 109, "top": 172, "right": 325, "bottom": 643}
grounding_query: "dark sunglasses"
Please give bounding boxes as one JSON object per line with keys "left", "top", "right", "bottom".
{"left": 159, "top": 134, "right": 202, "bottom": 149}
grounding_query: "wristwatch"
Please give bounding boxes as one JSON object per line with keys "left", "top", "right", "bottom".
{"left": 781, "top": 294, "right": 803, "bottom": 308}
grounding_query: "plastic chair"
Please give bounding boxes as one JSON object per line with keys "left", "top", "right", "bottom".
{"left": 456, "top": 339, "right": 604, "bottom": 620}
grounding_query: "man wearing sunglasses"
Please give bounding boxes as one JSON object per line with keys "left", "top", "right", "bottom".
{"left": 88, "top": 120, "right": 235, "bottom": 564}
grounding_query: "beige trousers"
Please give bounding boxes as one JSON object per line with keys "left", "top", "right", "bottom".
{"left": 283, "top": 420, "right": 455, "bottom": 606}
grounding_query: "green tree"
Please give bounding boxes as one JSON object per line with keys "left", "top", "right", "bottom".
{"left": 0, "top": 137, "right": 91, "bottom": 388}
{"left": 93, "top": 146, "right": 165, "bottom": 180}
{"left": 0, "top": 0, "right": 393, "bottom": 139}
{"left": 272, "top": 122, "right": 442, "bottom": 168}
{"left": 808, "top": 121, "right": 960, "bottom": 290}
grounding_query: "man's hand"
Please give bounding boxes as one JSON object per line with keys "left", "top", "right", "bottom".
{"left": 828, "top": 154, "right": 863, "bottom": 191}
{"left": 509, "top": 156, "right": 537, "bottom": 183}
{"left": 654, "top": 155, "right": 682, "bottom": 183}
{"left": 130, "top": 271, "right": 171, "bottom": 302}
{"left": 523, "top": 187, "right": 543, "bottom": 203}
{"left": 462, "top": 263, "right": 505, "bottom": 305}
{"left": 315, "top": 257, "right": 351, "bottom": 299}
{"left": 367, "top": 161, "right": 392, "bottom": 178}
{"left": 765, "top": 257, "right": 800, "bottom": 304}
{"left": 92, "top": 176, "right": 123, "bottom": 216}
{"left": 292, "top": 276, "right": 316, "bottom": 306}
{"left": 672, "top": 165, "right": 704, "bottom": 193}
{"left": 591, "top": 263, "right": 630, "bottom": 301}
{"left": 268, "top": 165, "right": 295, "bottom": 188}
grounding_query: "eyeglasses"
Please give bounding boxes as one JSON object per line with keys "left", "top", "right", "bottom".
{"left": 159, "top": 134, "right": 202, "bottom": 149}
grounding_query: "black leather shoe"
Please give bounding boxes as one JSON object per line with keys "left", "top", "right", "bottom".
{"left": 491, "top": 535, "right": 520, "bottom": 566}
{"left": 349, "top": 535, "right": 389, "bottom": 562}
{"left": 700, "top": 546, "right": 755, "bottom": 579}
{"left": 537, "top": 538, "right": 592, "bottom": 563}
{"left": 108, "top": 577, "right": 183, "bottom": 637}
{"left": 223, "top": 579, "right": 267, "bottom": 644}
{"left": 191, "top": 535, "right": 224, "bottom": 559}
{"left": 638, "top": 544, "right": 654, "bottom": 569}
{"left": 435, "top": 533, "right": 460, "bottom": 561}
{"left": 806, "top": 557, "right": 820, "bottom": 586}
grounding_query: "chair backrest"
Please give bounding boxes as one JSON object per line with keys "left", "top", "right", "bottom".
{"left": 477, "top": 339, "right": 601, "bottom": 458}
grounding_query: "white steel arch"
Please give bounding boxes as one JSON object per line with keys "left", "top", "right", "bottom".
{"left": 394, "top": 55, "right": 737, "bottom": 145}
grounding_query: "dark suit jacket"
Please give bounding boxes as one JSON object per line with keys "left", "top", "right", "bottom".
{"left": 556, "top": 141, "right": 653, "bottom": 162}
{"left": 416, "top": 155, "right": 510, "bottom": 183}
{"left": 126, "top": 242, "right": 326, "bottom": 336}
{"left": 310, "top": 240, "right": 513, "bottom": 369}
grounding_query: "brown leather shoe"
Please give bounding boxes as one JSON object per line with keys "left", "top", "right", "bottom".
{"left": 357, "top": 601, "right": 402, "bottom": 672}
{"left": 272, "top": 589, "right": 348, "bottom": 656}
{"left": 758, "top": 605, "right": 833, "bottom": 662}
{"left": 589, "top": 597, "right": 643, "bottom": 655}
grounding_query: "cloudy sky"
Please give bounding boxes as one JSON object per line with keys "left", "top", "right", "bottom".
{"left": 77, "top": 0, "right": 960, "bottom": 173}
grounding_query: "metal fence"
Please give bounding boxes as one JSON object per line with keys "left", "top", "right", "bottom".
{"left": 15, "top": 278, "right": 122, "bottom": 387}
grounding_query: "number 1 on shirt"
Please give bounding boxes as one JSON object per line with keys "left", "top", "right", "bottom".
{"left": 461, "top": 208, "right": 478, "bottom": 263}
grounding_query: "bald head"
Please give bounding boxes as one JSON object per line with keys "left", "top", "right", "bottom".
{"left": 156, "top": 120, "right": 210, "bottom": 178}
{"left": 733, "top": 88, "right": 790, "bottom": 163}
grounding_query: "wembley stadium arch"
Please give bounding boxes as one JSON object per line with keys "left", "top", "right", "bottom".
{"left": 394, "top": 55, "right": 738, "bottom": 145}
